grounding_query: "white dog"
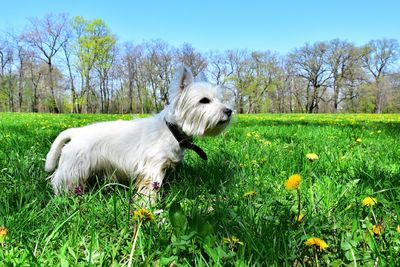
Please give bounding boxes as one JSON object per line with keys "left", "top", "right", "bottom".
{"left": 45, "top": 66, "right": 232, "bottom": 202}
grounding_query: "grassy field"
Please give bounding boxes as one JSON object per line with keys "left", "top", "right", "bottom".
{"left": 1, "top": 112, "right": 400, "bottom": 266}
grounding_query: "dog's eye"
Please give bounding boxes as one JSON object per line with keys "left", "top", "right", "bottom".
{"left": 199, "top": 97, "right": 211, "bottom": 104}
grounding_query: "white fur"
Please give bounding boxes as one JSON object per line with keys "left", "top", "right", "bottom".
{"left": 45, "top": 67, "right": 232, "bottom": 201}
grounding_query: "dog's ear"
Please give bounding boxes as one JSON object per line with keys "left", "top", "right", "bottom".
{"left": 169, "top": 66, "right": 194, "bottom": 100}
{"left": 177, "top": 66, "right": 194, "bottom": 90}
{"left": 195, "top": 71, "right": 209, "bottom": 83}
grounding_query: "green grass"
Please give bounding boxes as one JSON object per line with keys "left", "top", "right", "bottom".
{"left": 1, "top": 112, "right": 400, "bottom": 266}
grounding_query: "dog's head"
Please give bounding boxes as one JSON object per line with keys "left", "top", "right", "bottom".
{"left": 166, "top": 66, "right": 233, "bottom": 137}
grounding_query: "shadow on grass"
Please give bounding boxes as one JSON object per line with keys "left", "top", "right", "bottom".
{"left": 161, "top": 149, "right": 298, "bottom": 263}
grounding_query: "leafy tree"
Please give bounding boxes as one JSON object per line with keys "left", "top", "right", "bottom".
{"left": 72, "top": 16, "right": 116, "bottom": 113}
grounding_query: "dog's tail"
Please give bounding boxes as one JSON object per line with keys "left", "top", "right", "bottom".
{"left": 45, "top": 129, "right": 73, "bottom": 172}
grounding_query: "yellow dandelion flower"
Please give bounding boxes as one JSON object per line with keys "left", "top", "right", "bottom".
{"left": 246, "top": 132, "right": 252, "bottom": 137}
{"left": 243, "top": 191, "right": 256, "bottom": 197}
{"left": 0, "top": 227, "right": 8, "bottom": 236}
{"left": 396, "top": 225, "right": 400, "bottom": 233}
{"left": 362, "top": 197, "right": 377, "bottom": 206}
{"left": 356, "top": 138, "right": 362, "bottom": 142}
{"left": 262, "top": 140, "right": 272, "bottom": 145}
{"left": 372, "top": 224, "right": 382, "bottom": 235}
{"left": 133, "top": 208, "right": 155, "bottom": 222}
{"left": 223, "top": 236, "right": 244, "bottom": 247}
{"left": 0, "top": 226, "right": 8, "bottom": 244}
{"left": 304, "top": 237, "right": 329, "bottom": 251}
{"left": 295, "top": 213, "right": 305, "bottom": 222}
{"left": 284, "top": 174, "right": 301, "bottom": 190}
{"left": 306, "top": 153, "right": 319, "bottom": 161}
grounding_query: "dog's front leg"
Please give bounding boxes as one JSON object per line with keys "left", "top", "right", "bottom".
{"left": 133, "top": 172, "right": 164, "bottom": 207}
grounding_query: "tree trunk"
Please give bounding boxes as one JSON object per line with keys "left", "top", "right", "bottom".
{"left": 373, "top": 80, "right": 383, "bottom": 114}
{"left": 332, "top": 80, "right": 339, "bottom": 112}
{"left": 18, "top": 63, "right": 24, "bottom": 112}
{"left": 85, "top": 71, "right": 90, "bottom": 113}
{"left": 32, "top": 85, "right": 39, "bottom": 112}
{"left": 137, "top": 83, "right": 144, "bottom": 114}
{"left": 307, "top": 85, "right": 319, "bottom": 113}
{"left": 48, "top": 61, "right": 59, "bottom": 113}
{"left": 128, "top": 79, "right": 133, "bottom": 113}
{"left": 66, "top": 59, "right": 78, "bottom": 113}
{"left": 100, "top": 75, "right": 104, "bottom": 113}
{"left": 290, "top": 83, "right": 295, "bottom": 112}
{"left": 8, "top": 68, "right": 14, "bottom": 112}
{"left": 105, "top": 78, "right": 109, "bottom": 113}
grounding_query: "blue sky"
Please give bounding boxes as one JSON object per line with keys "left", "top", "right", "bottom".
{"left": 1, "top": 0, "right": 399, "bottom": 54}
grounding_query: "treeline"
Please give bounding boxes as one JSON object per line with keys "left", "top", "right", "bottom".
{"left": 0, "top": 14, "right": 399, "bottom": 114}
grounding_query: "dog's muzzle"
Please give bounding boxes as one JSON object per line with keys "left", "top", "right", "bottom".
{"left": 224, "top": 108, "right": 233, "bottom": 117}
{"left": 217, "top": 108, "right": 233, "bottom": 125}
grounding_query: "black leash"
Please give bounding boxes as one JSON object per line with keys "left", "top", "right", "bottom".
{"left": 165, "top": 120, "right": 208, "bottom": 161}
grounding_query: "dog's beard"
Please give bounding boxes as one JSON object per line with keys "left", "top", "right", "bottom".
{"left": 203, "top": 118, "right": 231, "bottom": 136}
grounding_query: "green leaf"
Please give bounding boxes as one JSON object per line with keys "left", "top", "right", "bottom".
{"left": 197, "top": 220, "right": 214, "bottom": 238}
{"left": 169, "top": 202, "right": 187, "bottom": 236}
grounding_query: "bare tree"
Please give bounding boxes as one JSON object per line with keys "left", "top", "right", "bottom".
{"left": 0, "top": 37, "right": 13, "bottom": 81}
{"left": 177, "top": 43, "right": 207, "bottom": 77}
{"left": 207, "top": 51, "right": 234, "bottom": 85}
{"left": 223, "top": 50, "right": 250, "bottom": 113}
{"left": 0, "top": 36, "right": 14, "bottom": 111}
{"left": 144, "top": 40, "right": 175, "bottom": 109}
{"left": 60, "top": 23, "right": 81, "bottom": 113}
{"left": 326, "top": 39, "right": 361, "bottom": 112}
{"left": 360, "top": 39, "right": 399, "bottom": 113}
{"left": 26, "top": 52, "right": 44, "bottom": 112}
{"left": 122, "top": 43, "right": 146, "bottom": 113}
{"left": 12, "top": 34, "right": 30, "bottom": 112}
{"left": 289, "top": 42, "right": 332, "bottom": 113}
{"left": 22, "top": 13, "right": 69, "bottom": 113}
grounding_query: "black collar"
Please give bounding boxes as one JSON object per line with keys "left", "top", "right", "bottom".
{"left": 165, "top": 120, "right": 208, "bottom": 161}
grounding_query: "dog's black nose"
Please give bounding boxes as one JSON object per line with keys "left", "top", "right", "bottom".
{"left": 224, "top": 108, "right": 232, "bottom": 117}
